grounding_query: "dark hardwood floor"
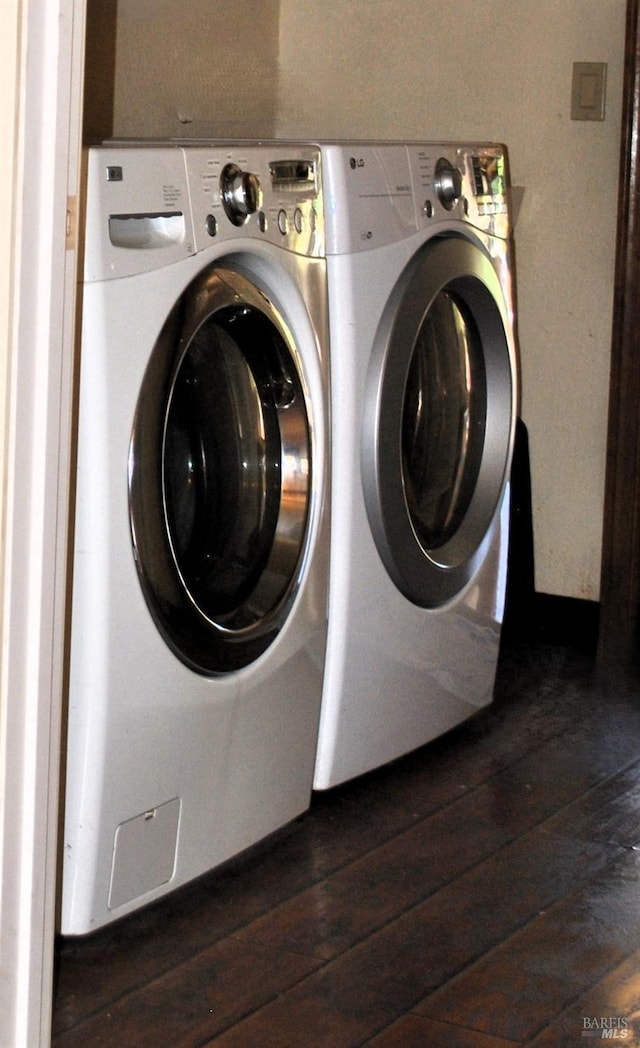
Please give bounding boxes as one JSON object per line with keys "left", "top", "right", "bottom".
{"left": 52, "top": 634, "right": 640, "bottom": 1046}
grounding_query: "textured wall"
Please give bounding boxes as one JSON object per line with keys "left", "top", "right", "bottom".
{"left": 110, "top": 0, "right": 280, "bottom": 139}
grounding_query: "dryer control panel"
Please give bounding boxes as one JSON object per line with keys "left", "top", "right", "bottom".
{"left": 321, "top": 141, "right": 511, "bottom": 255}
{"left": 409, "top": 143, "right": 511, "bottom": 240}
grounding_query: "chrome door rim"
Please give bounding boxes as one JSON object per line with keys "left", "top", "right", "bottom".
{"left": 129, "top": 264, "right": 312, "bottom": 674}
{"left": 361, "top": 236, "right": 514, "bottom": 607}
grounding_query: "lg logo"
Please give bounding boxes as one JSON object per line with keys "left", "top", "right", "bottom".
{"left": 349, "top": 157, "right": 365, "bottom": 169}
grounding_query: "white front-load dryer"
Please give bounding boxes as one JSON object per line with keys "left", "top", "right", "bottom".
{"left": 61, "top": 142, "right": 330, "bottom": 934}
{"left": 314, "top": 142, "right": 518, "bottom": 789}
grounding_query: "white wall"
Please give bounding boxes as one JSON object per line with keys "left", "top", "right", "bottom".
{"left": 112, "top": 0, "right": 280, "bottom": 139}
{"left": 277, "top": 0, "right": 626, "bottom": 600}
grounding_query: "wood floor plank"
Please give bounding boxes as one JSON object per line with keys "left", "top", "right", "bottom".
{"left": 538, "top": 758, "right": 640, "bottom": 848}
{"left": 53, "top": 936, "right": 321, "bottom": 1047}
{"left": 416, "top": 850, "right": 640, "bottom": 1043}
{"left": 231, "top": 706, "right": 640, "bottom": 966}
{"left": 367, "top": 1014, "right": 522, "bottom": 1047}
{"left": 526, "top": 946, "right": 640, "bottom": 1045}
{"left": 234, "top": 754, "right": 617, "bottom": 964}
{"left": 197, "top": 831, "right": 617, "bottom": 1048}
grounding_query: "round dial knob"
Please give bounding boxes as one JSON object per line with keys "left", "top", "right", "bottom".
{"left": 434, "top": 157, "right": 462, "bottom": 210}
{"left": 220, "top": 163, "right": 263, "bottom": 226}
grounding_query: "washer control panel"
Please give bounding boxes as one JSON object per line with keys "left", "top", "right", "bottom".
{"left": 84, "top": 146, "right": 197, "bottom": 281}
{"left": 183, "top": 144, "right": 324, "bottom": 257}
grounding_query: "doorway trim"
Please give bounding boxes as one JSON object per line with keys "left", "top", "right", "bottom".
{"left": 598, "top": 0, "right": 640, "bottom": 668}
{"left": 0, "top": 1, "right": 85, "bottom": 1045}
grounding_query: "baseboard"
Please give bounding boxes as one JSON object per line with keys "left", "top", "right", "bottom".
{"left": 504, "top": 592, "right": 600, "bottom": 650}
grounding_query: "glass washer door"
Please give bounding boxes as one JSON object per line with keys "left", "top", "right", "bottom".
{"left": 361, "top": 236, "right": 514, "bottom": 607}
{"left": 129, "top": 264, "right": 312, "bottom": 674}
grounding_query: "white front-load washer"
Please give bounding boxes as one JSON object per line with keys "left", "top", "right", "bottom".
{"left": 61, "top": 142, "right": 330, "bottom": 934}
{"left": 314, "top": 142, "right": 518, "bottom": 790}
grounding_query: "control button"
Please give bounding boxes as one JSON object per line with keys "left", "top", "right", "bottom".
{"left": 277, "top": 209, "right": 288, "bottom": 235}
{"left": 258, "top": 210, "right": 267, "bottom": 232}
{"left": 294, "top": 207, "right": 303, "bottom": 234}
{"left": 423, "top": 199, "right": 434, "bottom": 219}
{"left": 205, "top": 213, "right": 218, "bottom": 237}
